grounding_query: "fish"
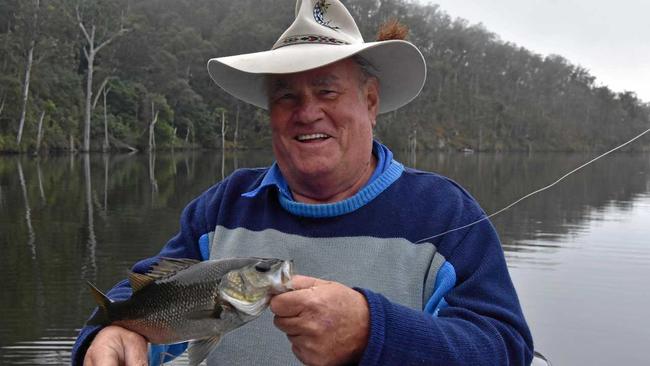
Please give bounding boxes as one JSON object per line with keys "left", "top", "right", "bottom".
{"left": 86, "top": 257, "right": 294, "bottom": 366}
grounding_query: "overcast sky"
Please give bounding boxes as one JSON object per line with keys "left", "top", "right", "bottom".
{"left": 427, "top": 0, "right": 650, "bottom": 102}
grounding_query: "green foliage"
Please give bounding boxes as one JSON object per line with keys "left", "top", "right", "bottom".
{"left": 0, "top": 0, "right": 648, "bottom": 153}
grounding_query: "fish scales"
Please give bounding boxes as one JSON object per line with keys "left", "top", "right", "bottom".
{"left": 86, "top": 257, "right": 293, "bottom": 365}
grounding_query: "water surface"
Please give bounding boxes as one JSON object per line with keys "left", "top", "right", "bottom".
{"left": 0, "top": 149, "right": 648, "bottom": 365}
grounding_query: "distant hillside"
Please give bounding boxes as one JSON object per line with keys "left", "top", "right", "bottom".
{"left": 1, "top": 0, "right": 648, "bottom": 152}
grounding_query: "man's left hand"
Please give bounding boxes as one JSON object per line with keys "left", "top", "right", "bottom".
{"left": 270, "top": 275, "right": 370, "bottom": 366}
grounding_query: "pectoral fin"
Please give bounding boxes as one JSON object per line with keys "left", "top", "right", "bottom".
{"left": 186, "top": 305, "right": 222, "bottom": 320}
{"left": 188, "top": 336, "right": 221, "bottom": 366}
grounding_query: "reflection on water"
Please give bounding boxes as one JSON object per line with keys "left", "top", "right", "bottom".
{"left": 0, "top": 149, "right": 649, "bottom": 365}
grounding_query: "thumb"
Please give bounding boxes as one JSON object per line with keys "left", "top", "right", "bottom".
{"left": 289, "top": 275, "right": 330, "bottom": 290}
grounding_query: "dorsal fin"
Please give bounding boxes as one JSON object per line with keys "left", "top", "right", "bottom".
{"left": 129, "top": 257, "right": 201, "bottom": 292}
{"left": 128, "top": 272, "right": 155, "bottom": 292}
{"left": 150, "top": 257, "right": 201, "bottom": 276}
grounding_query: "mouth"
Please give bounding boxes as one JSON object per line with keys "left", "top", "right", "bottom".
{"left": 295, "top": 133, "right": 331, "bottom": 143}
{"left": 276, "top": 260, "right": 294, "bottom": 292}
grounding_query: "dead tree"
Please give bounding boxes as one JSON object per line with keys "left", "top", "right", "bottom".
{"left": 16, "top": 0, "right": 41, "bottom": 146}
{"left": 102, "top": 85, "right": 111, "bottom": 152}
{"left": 76, "top": 6, "right": 127, "bottom": 152}
{"left": 233, "top": 103, "right": 240, "bottom": 149}
{"left": 148, "top": 101, "right": 159, "bottom": 153}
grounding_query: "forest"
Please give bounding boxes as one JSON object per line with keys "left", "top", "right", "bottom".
{"left": 1, "top": 0, "right": 648, "bottom": 153}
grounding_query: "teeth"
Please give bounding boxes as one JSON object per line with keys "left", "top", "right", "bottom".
{"left": 296, "top": 133, "right": 329, "bottom": 141}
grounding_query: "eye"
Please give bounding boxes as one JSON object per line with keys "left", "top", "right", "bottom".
{"left": 320, "top": 89, "right": 338, "bottom": 96}
{"left": 274, "top": 92, "right": 296, "bottom": 101}
{"left": 255, "top": 262, "right": 271, "bottom": 272}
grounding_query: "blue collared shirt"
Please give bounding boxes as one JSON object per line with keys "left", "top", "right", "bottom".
{"left": 241, "top": 140, "right": 404, "bottom": 218}
{"left": 242, "top": 140, "right": 393, "bottom": 201}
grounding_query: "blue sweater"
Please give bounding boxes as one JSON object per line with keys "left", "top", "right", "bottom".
{"left": 72, "top": 146, "right": 533, "bottom": 365}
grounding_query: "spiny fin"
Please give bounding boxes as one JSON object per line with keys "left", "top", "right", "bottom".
{"left": 147, "top": 257, "right": 200, "bottom": 278}
{"left": 86, "top": 281, "right": 111, "bottom": 326}
{"left": 188, "top": 336, "right": 222, "bottom": 366}
{"left": 133, "top": 258, "right": 201, "bottom": 283}
{"left": 128, "top": 258, "right": 200, "bottom": 292}
{"left": 128, "top": 272, "right": 154, "bottom": 292}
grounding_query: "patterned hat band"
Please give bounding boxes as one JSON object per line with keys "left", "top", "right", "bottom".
{"left": 273, "top": 35, "right": 350, "bottom": 50}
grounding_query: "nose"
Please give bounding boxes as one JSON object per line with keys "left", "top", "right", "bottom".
{"left": 294, "top": 94, "right": 323, "bottom": 124}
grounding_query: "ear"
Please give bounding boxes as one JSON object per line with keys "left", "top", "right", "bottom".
{"left": 364, "top": 78, "right": 380, "bottom": 126}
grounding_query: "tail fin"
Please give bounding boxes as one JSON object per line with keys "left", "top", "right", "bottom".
{"left": 86, "top": 281, "right": 111, "bottom": 326}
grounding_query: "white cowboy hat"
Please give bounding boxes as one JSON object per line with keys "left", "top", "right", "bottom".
{"left": 207, "top": 0, "right": 426, "bottom": 114}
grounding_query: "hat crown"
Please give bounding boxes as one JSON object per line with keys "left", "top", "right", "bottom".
{"left": 272, "top": 0, "right": 364, "bottom": 50}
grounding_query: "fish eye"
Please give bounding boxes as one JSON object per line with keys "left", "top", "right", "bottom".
{"left": 255, "top": 262, "right": 271, "bottom": 273}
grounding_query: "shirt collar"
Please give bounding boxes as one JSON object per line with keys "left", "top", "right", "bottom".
{"left": 241, "top": 140, "right": 393, "bottom": 200}
{"left": 241, "top": 161, "right": 293, "bottom": 199}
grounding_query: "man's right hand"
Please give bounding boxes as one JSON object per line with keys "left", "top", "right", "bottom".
{"left": 83, "top": 326, "right": 148, "bottom": 366}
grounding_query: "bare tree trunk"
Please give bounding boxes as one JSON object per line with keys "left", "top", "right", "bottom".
{"left": 35, "top": 109, "right": 45, "bottom": 151}
{"left": 102, "top": 86, "right": 110, "bottom": 152}
{"left": 82, "top": 49, "right": 94, "bottom": 152}
{"left": 221, "top": 110, "right": 226, "bottom": 149}
{"left": 234, "top": 103, "right": 240, "bottom": 149}
{"left": 69, "top": 134, "right": 76, "bottom": 153}
{"left": 16, "top": 0, "right": 40, "bottom": 146}
{"left": 92, "top": 76, "right": 110, "bottom": 110}
{"left": 76, "top": 6, "right": 128, "bottom": 152}
{"left": 17, "top": 41, "right": 35, "bottom": 145}
{"left": 148, "top": 101, "right": 159, "bottom": 153}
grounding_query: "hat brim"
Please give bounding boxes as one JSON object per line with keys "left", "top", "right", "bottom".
{"left": 207, "top": 40, "right": 426, "bottom": 114}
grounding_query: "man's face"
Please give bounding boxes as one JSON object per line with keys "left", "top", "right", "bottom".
{"left": 268, "top": 58, "right": 379, "bottom": 195}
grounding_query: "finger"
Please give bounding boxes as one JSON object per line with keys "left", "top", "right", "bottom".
{"left": 273, "top": 315, "right": 302, "bottom": 336}
{"left": 84, "top": 349, "right": 119, "bottom": 366}
{"left": 121, "top": 331, "right": 148, "bottom": 366}
{"left": 270, "top": 289, "right": 311, "bottom": 317}
{"left": 290, "top": 275, "right": 329, "bottom": 290}
{"left": 273, "top": 313, "right": 320, "bottom": 336}
{"left": 288, "top": 336, "right": 319, "bottom": 366}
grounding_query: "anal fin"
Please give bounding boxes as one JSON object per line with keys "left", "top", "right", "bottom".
{"left": 188, "top": 336, "right": 221, "bottom": 366}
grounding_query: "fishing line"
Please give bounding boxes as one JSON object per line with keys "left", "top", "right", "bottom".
{"left": 415, "top": 127, "right": 650, "bottom": 244}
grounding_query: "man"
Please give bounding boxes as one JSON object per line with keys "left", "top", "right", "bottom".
{"left": 73, "top": 0, "right": 534, "bottom": 365}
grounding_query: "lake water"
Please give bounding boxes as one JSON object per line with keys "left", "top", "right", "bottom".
{"left": 0, "top": 149, "right": 649, "bottom": 365}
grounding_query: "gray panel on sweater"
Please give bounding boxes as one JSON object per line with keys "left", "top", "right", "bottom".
{"left": 206, "top": 226, "right": 445, "bottom": 365}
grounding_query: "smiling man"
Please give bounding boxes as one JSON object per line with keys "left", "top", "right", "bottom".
{"left": 268, "top": 58, "right": 379, "bottom": 203}
{"left": 72, "top": 1, "right": 533, "bottom": 365}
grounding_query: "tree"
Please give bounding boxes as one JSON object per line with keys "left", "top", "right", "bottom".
{"left": 16, "top": 0, "right": 41, "bottom": 146}
{"left": 75, "top": 1, "right": 128, "bottom": 152}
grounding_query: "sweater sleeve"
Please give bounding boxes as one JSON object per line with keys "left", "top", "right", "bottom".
{"left": 70, "top": 188, "right": 214, "bottom": 366}
{"left": 356, "top": 219, "right": 534, "bottom": 366}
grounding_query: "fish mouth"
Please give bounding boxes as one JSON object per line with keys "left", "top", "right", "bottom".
{"left": 270, "top": 260, "right": 294, "bottom": 293}
{"left": 282, "top": 260, "right": 294, "bottom": 290}
{"left": 295, "top": 133, "right": 331, "bottom": 143}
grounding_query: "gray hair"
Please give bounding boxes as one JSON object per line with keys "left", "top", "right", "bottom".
{"left": 352, "top": 54, "right": 379, "bottom": 85}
